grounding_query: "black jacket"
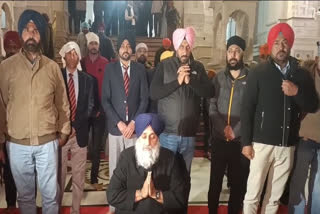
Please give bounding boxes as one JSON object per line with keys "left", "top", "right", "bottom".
{"left": 98, "top": 33, "right": 116, "bottom": 61}
{"left": 102, "top": 61, "right": 149, "bottom": 136}
{"left": 241, "top": 57, "right": 319, "bottom": 147}
{"left": 107, "top": 147, "right": 190, "bottom": 214}
{"left": 150, "top": 57, "right": 214, "bottom": 136}
{"left": 62, "top": 69, "right": 96, "bottom": 147}
{"left": 209, "top": 67, "right": 249, "bottom": 142}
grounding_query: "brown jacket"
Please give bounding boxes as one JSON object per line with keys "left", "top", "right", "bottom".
{"left": 0, "top": 51, "right": 71, "bottom": 145}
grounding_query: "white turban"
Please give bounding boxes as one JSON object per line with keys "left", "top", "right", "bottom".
{"left": 136, "top": 43, "right": 148, "bottom": 52}
{"left": 59, "top": 41, "right": 82, "bottom": 71}
{"left": 86, "top": 32, "right": 100, "bottom": 46}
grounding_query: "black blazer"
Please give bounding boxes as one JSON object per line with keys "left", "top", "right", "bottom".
{"left": 62, "top": 68, "right": 96, "bottom": 147}
{"left": 102, "top": 61, "right": 149, "bottom": 136}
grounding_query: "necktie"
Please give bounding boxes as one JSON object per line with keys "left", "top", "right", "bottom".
{"left": 123, "top": 65, "right": 130, "bottom": 97}
{"left": 68, "top": 73, "right": 77, "bottom": 121}
{"left": 123, "top": 65, "right": 130, "bottom": 121}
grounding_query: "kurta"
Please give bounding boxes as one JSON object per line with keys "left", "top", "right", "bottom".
{"left": 107, "top": 147, "right": 190, "bottom": 214}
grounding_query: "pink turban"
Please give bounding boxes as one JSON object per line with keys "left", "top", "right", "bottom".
{"left": 267, "top": 23, "right": 294, "bottom": 52}
{"left": 172, "top": 27, "right": 196, "bottom": 51}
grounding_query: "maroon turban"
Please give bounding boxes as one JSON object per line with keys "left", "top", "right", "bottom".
{"left": 3, "top": 31, "right": 21, "bottom": 50}
{"left": 267, "top": 23, "right": 294, "bottom": 52}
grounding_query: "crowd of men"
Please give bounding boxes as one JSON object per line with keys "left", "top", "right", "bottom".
{"left": 0, "top": 7, "right": 320, "bottom": 214}
{"left": 70, "top": 0, "right": 180, "bottom": 41}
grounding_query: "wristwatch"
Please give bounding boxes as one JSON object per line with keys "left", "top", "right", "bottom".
{"left": 155, "top": 191, "right": 161, "bottom": 200}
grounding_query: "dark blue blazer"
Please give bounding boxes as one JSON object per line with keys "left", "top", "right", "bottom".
{"left": 102, "top": 61, "right": 149, "bottom": 136}
{"left": 62, "top": 68, "right": 96, "bottom": 147}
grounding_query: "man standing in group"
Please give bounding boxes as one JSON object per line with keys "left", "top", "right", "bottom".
{"left": 208, "top": 36, "right": 250, "bottom": 214}
{"left": 287, "top": 59, "right": 320, "bottom": 214}
{"left": 76, "top": 22, "right": 90, "bottom": 59}
{"left": 135, "top": 42, "right": 156, "bottom": 113}
{"left": 0, "top": 9, "right": 71, "bottom": 214}
{"left": 0, "top": 30, "right": 21, "bottom": 214}
{"left": 97, "top": 23, "right": 116, "bottom": 62}
{"left": 150, "top": 27, "right": 214, "bottom": 172}
{"left": 135, "top": 42, "right": 153, "bottom": 70}
{"left": 241, "top": 23, "right": 319, "bottom": 214}
{"left": 59, "top": 41, "right": 96, "bottom": 214}
{"left": 154, "top": 38, "right": 172, "bottom": 67}
{"left": 102, "top": 36, "right": 149, "bottom": 214}
{"left": 81, "top": 32, "right": 109, "bottom": 190}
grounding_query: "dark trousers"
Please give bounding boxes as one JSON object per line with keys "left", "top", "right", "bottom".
{"left": 75, "top": 10, "right": 86, "bottom": 34}
{"left": 3, "top": 144, "right": 17, "bottom": 207}
{"left": 125, "top": 26, "right": 136, "bottom": 54}
{"left": 153, "top": 13, "right": 162, "bottom": 37}
{"left": 89, "top": 114, "right": 106, "bottom": 184}
{"left": 208, "top": 139, "right": 249, "bottom": 214}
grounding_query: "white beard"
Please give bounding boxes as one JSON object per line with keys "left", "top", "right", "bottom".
{"left": 135, "top": 138, "right": 160, "bottom": 170}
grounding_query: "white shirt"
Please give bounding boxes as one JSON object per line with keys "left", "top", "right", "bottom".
{"left": 125, "top": 5, "right": 136, "bottom": 26}
{"left": 66, "top": 69, "right": 79, "bottom": 103}
{"left": 120, "top": 61, "right": 131, "bottom": 78}
{"left": 274, "top": 61, "right": 290, "bottom": 76}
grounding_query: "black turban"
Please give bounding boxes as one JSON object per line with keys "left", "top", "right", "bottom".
{"left": 227, "top": 35, "right": 246, "bottom": 51}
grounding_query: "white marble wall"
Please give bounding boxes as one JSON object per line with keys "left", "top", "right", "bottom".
{"left": 254, "top": 1, "right": 320, "bottom": 61}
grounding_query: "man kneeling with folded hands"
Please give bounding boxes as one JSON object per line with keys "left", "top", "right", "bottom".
{"left": 107, "top": 113, "right": 190, "bottom": 214}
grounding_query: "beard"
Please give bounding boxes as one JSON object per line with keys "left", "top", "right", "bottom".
{"left": 89, "top": 48, "right": 99, "bottom": 55}
{"left": 178, "top": 55, "right": 190, "bottom": 65}
{"left": 135, "top": 138, "right": 160, "bottom": 170}
{"left": 226, "top": 57, "right": 244, "bottom": 70}
{"left": 23, "top": 38, "right": 40, "bottom": 53}
{"left": 137, "top": 55, "right": 147, "bottom": 64}
{"left": 274, "top": 50, "right": 289, "bottom": 62}
{"left": 120, "top": 52, "right": 131, "bottom": 61}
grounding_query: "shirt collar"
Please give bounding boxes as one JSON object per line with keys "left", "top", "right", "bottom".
{"left": 274, "top": 61, "right": 290, "bottom": 75}
{"left": 120, "top": 60, "right": 131, "bottom": 69}
{"left": 66, "top": 68, "right": 78, "bottom": 78}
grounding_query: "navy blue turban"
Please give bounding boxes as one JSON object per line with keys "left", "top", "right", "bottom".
{"left": 117, "top": 34, "right": 132, "bottom": 51}
{"left": 135, "top": 113, "right": 165, "bottom": 138}
{"left": 18, "top": 9, "right": 47, "bottom": 39}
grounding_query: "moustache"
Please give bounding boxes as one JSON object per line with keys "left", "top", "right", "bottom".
{"left": 229, "top": 58, "right": 238, "bottom": 63}
{"left": 25, "top": 38, "right": 37, "bottom": 44}
{"left": 277, "top": 51, "right": 286, "bottom": 55}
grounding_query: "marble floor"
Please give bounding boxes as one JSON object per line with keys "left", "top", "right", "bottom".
{"left": 0, "top": 157, "right": 230, "bottom": 208}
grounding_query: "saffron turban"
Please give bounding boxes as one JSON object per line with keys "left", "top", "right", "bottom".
{"left": 3, "top": 31, "right": 21, "bottom": 50}
{"left": 160, "top": 50, "right": 174, "bottom": 62}
{"left": 267, "top": 23, "right": 294, "bottom": 52}
{"left": 259, "top": 43, "right": 269, "bottom": 57}
{"left": 136, "top": 43, "right": 148, "bottom": 52}
{"left": 18, "top": 9, "right": 47, "bottom": 39}
{"left": 86, "top": 32, "right": 100, "bottom": 46}
{"left": 162, "top": 38, "right": 172, "bottom": 48}
{"left": 59, "top": 41, "right": 82, "bottom": 71}
{"left": 172, "top": 27, "right": 196, "bottom": 51}
{"left": 135, "top": 113, "right": 165, "bottom": 138}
